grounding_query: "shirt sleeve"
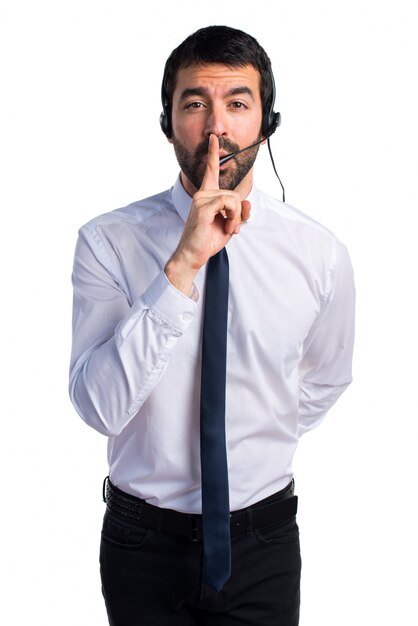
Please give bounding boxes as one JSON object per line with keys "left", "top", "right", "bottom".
{"left": 298, "top": 239, "right": 355, "bottom": 436}
{"left": 69, "top": 225, "right": 198, "bottom": 436}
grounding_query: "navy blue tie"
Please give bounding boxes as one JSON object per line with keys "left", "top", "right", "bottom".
{"left": 200, "top": 247, "right": 231, "bottom": 591}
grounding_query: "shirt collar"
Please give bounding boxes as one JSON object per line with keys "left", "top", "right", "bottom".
{"left": 171, "top": 174, "right": 259, "bottom": 223}
{"left": 171, "top": 175, "right": 193, "bottom": 223}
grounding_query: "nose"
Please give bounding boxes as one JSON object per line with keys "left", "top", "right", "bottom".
{"left": 204, "top": 104, "right": 228, "bottom": 138}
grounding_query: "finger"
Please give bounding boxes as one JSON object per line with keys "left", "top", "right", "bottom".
{"left": 195, "top": 193, "right": 245, "bottom": 235}
{"left": 223, "top": 202, "right": 243, "bottom": 235}
{"left": 241, "top": 200, "right": 251, "bottom": 222}
{"left": 232, "top": 201, "right": 252, "bottom": 234}
{"left": 200, "top": 134, "right": 219, "bottom": 191}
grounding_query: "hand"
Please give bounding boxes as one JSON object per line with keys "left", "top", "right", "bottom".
{"left": 165, "top": 134, "right": 251, "bottom": 295}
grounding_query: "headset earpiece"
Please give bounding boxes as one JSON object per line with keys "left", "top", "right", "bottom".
{"left": 263, "top": 110, "right": 281, "bottom": 138}
{"left": 160, "top": 106, "right": 172, "bottom": 138}
{"left": 262, "top": 69, "right": 281, "bottom": 139}
{"left": 160, "top": 80, "right": 172, "bottom": 138}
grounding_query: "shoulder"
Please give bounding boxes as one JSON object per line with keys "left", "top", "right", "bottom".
{"left": 80, "top": 188, "right": 173, "bottom": 236}
{"left": 254, "top": 188, "right": 353, "bottom": 294}
{"left": 256, "top": 188, "right": 337, "bottom": 240}
{"left": 255, "top": 187, "right": 350, "bottom": 257}
{"left": 73, "top": 188, "right": 175, "bottom": 270}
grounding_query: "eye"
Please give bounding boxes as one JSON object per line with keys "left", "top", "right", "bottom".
{"left": 229, "top": 101, "right": 248, "bottom": 110}
{"left": 185, "top": 101, "right": 205, "bottom": 110}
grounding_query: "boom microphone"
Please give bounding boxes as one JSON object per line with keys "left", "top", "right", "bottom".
{"left": 218, "top": 139, "right": 264, "bottom": 165}
{"left": 218, "top": 137, "right": 286, "bottom": 202}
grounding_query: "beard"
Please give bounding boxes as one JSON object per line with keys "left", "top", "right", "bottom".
{"left": 172, "top": 134, "right": 261, "bottom": 191}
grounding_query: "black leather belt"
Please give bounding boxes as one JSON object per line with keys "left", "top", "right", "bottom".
{"left": 103, "top": 478, "right": 298, "bottom": 542}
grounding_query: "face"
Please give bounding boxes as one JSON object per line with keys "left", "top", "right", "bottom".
{"left": 169, "top": 64, "right": 264, "bottom": 196}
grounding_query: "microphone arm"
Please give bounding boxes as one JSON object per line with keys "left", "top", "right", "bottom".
{"left": 218, "top": 137, "right": 285, "bottom": 203}
{"left": 218, "top": 139, "right": 264, "bottom": 165}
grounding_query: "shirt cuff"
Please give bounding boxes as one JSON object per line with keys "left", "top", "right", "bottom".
{"left": 143, "top": 270, "right": 198, "bottom": 333}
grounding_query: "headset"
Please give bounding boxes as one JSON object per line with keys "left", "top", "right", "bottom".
{"left": 160, "top": 66, "right": 285, "bottom": 201}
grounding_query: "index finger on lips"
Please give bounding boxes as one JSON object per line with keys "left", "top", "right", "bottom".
{"left": 200, "top": 134, "right": 219, "bottom": 191}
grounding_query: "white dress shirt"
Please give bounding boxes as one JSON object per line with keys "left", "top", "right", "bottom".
{"left": 69, "top": 176, "right": 355, "bottom": 513}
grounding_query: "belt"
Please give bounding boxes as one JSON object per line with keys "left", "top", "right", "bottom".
{"left": 103, "top": 478, "right": 298, "bottom": 542}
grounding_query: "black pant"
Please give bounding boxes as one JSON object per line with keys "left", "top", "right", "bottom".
{"left": 100, "top": 492, "right": 301, "bottom": 625}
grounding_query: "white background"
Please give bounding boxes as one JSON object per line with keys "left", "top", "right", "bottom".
{"left": 1, "top": 0, "right": 417, "bottom": 623}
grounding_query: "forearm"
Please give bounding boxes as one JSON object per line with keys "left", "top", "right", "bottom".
{"left": 298, "top": 380, "right": 352, "bottom": 435}
{"left": 69, "top": 270, "right": 197, "bottom": 436}
{"left": 297, "top": 239, "right": 355, "bottom": 436}
{"left": 164, "top": 254, "right": 199, "bottom": 297}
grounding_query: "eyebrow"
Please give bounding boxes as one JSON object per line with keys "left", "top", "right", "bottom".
{"left": 178, "top": 86, "right": 256, "bottom": 101}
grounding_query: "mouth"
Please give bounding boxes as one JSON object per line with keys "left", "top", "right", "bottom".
{"left": 219, "top": 152, "right": 234, "bottom": 166}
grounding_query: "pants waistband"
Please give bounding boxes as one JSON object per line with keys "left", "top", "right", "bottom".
{"left": 103, "top": 478, "right": 298, "bottom": 542}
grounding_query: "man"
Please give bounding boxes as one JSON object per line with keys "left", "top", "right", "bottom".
{"left": 69, "top": 25, "right": 355, "bottom": 625}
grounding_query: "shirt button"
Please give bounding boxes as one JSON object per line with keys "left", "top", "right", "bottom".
{"left": 182, "top": 312, "right": 193, "bottom": 322}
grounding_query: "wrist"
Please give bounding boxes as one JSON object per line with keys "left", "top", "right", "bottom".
{"left": 164, "top": 255, "right": 199, "bottom": 297}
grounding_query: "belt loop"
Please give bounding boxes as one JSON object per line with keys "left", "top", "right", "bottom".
{"left": 102, "top": 476, "right": 109, "bottom": 503}
{"left": 246, "top": 507, "right": 253, "bottom": 534}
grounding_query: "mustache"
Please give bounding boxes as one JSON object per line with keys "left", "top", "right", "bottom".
{"left": 194, "top": 137, "right": 240, "bottom": 159}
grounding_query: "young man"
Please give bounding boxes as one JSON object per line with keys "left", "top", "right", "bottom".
{"left": 69, "top": 26, "right": 355, "bottom": 625}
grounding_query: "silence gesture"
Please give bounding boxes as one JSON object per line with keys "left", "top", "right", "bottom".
{"left": 165, "top": 134, "right": 251, "bottom": 295}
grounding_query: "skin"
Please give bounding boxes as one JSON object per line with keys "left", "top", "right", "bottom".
{"left": 164, "top": 64, "right": 265, "bottom": 295}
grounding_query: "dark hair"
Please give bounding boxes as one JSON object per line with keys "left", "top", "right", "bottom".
{"left": 161, "top": 26, "right": 274, "bottom": 136}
